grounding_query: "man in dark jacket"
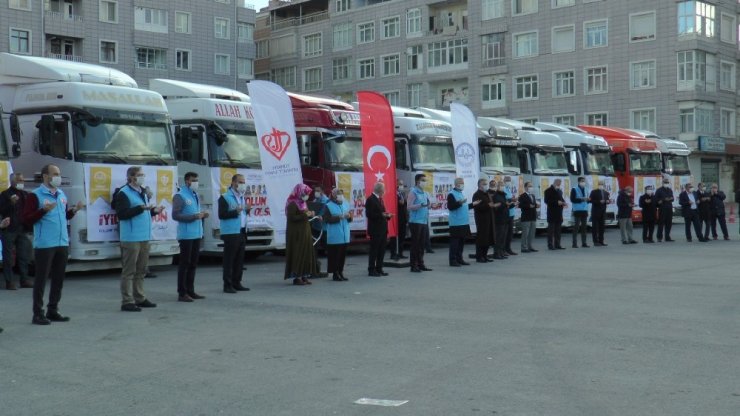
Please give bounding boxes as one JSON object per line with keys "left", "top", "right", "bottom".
{"left": 0, "top": 173, "right": 33, "bottom": 289}
{"left": 696, "top": 183, "right": 712, "bottom": 241}
{"left": 543, "top": 179, "right": 566, "bottom": 250}
{"left": 365, "top": 182, "right": 391, "bottom": 276}
{"left": 518, "top": 181, "right": 538, "bottom": 253}
{"left": 638, "top": 185, "right": 656, "bottom": 243}
{"left": 490, "top": 181, "right": 509, "bottom": 259}
{"left": 588, "top": 180, "right": 611, "bottom": 246}
{"left": 709, "top": 183, "right": 729, "bottom": 240}
{"left": 617, "top": 187, "right": 637, "bottom": 244}
{"left": 678, "top": 183, "right": 706, "bottom": 242}
{"left": 654, "top": 179, "right": 675, "bottom": 242}
{"left": 472, "top": 179, "right": 494, "bottom": 262}
{"left": 389, "top": 179, "right": 408, "bottom": 260}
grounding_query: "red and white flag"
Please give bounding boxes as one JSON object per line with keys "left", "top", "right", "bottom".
{"left": 357, "top": 91, "right": 397, "bottom": 238}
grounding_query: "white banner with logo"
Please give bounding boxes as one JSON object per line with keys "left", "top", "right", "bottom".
{"left": 83, "top": 164, "right": 177, "bottom": 242}
{"left": 247, "top": 81, "right": 303, "bottom": 247}
{"left": 210, "top": 167, "right": 272, "bottom": 231}
{"left": 450, "top": 103, "right": 480, "bottom": 202}
{"left": 538, "top": 176, "right": 572, "bottom": 221}
{"left": 334, "top": 172, "right": 366, "bottom": 231}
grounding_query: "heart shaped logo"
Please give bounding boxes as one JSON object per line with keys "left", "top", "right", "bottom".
{"left": 261, "top": 127, "right": 291, "bottom": 161}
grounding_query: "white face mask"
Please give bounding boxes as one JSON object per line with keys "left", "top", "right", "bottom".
{"left": 14, "top": 183, "right": 24, "bottom": 191}
{"left": 482, "top": 185, "right": 489, "bottom": 191}
{"left": 50, "top": 176, "right": 62, "bottom": 188}
{"left": 647, "top": 190, "right": 654, "bottom": 195}
{"left": 315, "top": 191, "right": 322, "bottom": 199}
{"left": 398, "top": 186, "right": 404, "bottom": 192}
{"left": 579, "top": 182, "right": 586, "bottom": 187}
{"left": 598, "top": 186, "right": 605, "bottom": 190}
{"left": 189, "top": 181, "right": 199, "bottom": 191}
{"left": 336, "top": 195, "right": 344, "bottom": 203}
{"left": 135, "top": 175, "right": 146, "bottom": 187}
{"left": 419, "top": 181, "right": 427, "bottom": 187}
{"left": 237, "top": 183, "right": 247, "bottom": 194}
{"left": 555, "top": 185, "right": 561, "bottom": 190}
{"left": 527, "top": 187, "right": 534, "bottom": 193}
{"left": 663, "top": 183, "right": 670, "bottom": 188}
{"left": 457, "top": 184, "right": 464, "bottom": 191}
{"left": 504, "top": 181, "right": 511, "bottom": 187}
{"left": 301, "top": 195, "right": 309, "bottom": 201}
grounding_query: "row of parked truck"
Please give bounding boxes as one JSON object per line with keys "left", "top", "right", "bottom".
{"left": 0, "top": 53, "right": 692, "bottom": 270}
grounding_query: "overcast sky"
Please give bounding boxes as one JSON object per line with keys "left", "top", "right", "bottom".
{"left": 251, "top": 0, "right": 270, "bottom": 11}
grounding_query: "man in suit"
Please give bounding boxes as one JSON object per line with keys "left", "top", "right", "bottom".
{"left": 570, "top": 176, "right": 590, "bottom": 248}
{"left": 617, "top": 186, "right": 638, "bottom": 244}
{"left": 696, "top": 183, "right": 712, "bottom": 241}
{"left": 490, "top": 181, "right": 509, "bottom": 259}
{"left": 389, "top": 179, "right": 408, "bottom": 260}
{"left": 638, "top": 185, "right": 657, "bottom": 243}
{"left": 654, "top": 178, "right": 675, "bottom": 242}
{"left": 709, "top": 183, "right": 729, "bottom": 240}
{"left": 678, "top": 183, "right": 706, "bottom": 242}
{"left": 588, "top": 180, "right": 610, "bottom": 246}
{"left": 365, "top": 182, "right": 392, "bottom": 276}
{"left": 0, "top": 173, "right": 33, "bottom": 289}
{"left": 544, "top": 179, "right": 567, "bottom": 250}
{"left": 518, "top": 181, "right": 538, "bottom": 253}
{"left": 472, "top": 178, "right": 494, "bottom": 262}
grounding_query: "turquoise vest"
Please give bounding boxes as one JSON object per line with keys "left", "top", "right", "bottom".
{"left": 119, "top": 185, "right": 152, "bottom": 242}
{"left": 220, "top": 189, "right": 243, "bottom": 236}
{"left": 447, "top": 188, "right": 469, "bottom": 226}
{"left": 504, "top": 186, "right": 515, "bottom": 217}
{"left": 31, "top": 185, "right": 69, "bottom": 249}
{"left": 325, "top": 200, "right": 350, "bottom": 245}
{"left": 408, "top": 186, "right": 429, "bottom": 225}
{"left": 572, "top": 186, "right": 589, "bottom": 212}
{"left": 176, "top": 187, "right": 203, "bottom": 240}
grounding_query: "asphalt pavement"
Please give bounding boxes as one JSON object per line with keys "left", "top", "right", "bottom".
{"left": 1, "top": 228, "right": 739, "bottom": 416}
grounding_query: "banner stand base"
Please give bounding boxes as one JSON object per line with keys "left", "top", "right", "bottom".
{"left": 383, "top": 259, "right": 410, "bottom": 268}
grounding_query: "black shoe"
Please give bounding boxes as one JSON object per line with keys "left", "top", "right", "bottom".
{"left": 136, "top": 299, "right": 157, "bottom": 308}
{"left": 665, "top": 238, "right": 674, "bottom": 242}
{"left": 581, "top": 244, "right": 590, "bottom": 248}
{"left": 476, "top": 258, "right": 489, "bottom": 263}
{"left": 223, "top": 285, "right": 237, "bottom": 294}
{"left": 521, "top": 249, "right": 532, "bottom": 253}
{"left": 233, "top": 284, "right": 251, "bottom": 291}
{"left": 399, "top": 254, "right": 408, "bottom": 259}
{"left": 46, "top": 311, "right": 70, "bottom": 322}
{"left": 449, "top": 262, "right": 461, "bottom": 267}
{"left": 426, "top": 249, "right": 435, "bottom": 254}
{"left": 121, "top": 303, "right": 141, "bottom": 312}
{"left": 629, "top": 240, "right": 638, "bottom": 244}
{"left": 32, "top": 315, "right": 51, "bottom": 325}
{"left": 332, "top": 273, "right": 343, "bottom": 281}
{"left": 188, "top": 293, "right": 206, "bottom": 299}
{"left": 410, "top": 267, "right": 422, "bottom": 273}
{"left": 145, "top": 272, "right": 157, "bottom": 278}
{"left": 459, "top": 260, "right": 470, "bottom": 266}
{"left": 657, "top": 239, "right": 663, "bottom": 242}
{"left": 506, "top": 250, "right": 518, "bottom": 255}
{"left": 368, "top": 271, "right": 381, "bottom": 277}
{"left": 644, "top": 240, "right": 654, "bottom": 244}
{"left": 622, "top": 241, "right": 629, "bottom": 245}
{"left": 556, "top": 246, "right": 566, "bottom": 250}
{"left": 420, "top": 266, "right": 433, "bottom": 271}
{"left": 601, "top": 242, "right": 608, "bottom": 246}
{"left": 377, "top": 270, "right": 389, "bottom": 276}
{"left": 548, "top": 246, "right": 554, "bottom": 250}
{"left": 699, "top": 238, "right": 708, "bottom": 242}
{"left": 529, "top": 248, "right": 538, "bottom": 252}
{"left": 572, "top": 244, "right": 579, "bottom": 248}
{"left": 178, "top": 295, "right": 194, "bottom": 302}
{"left": 686, "top": 238, "right": 693, "bottom": 242}
{"left": 493, "top": 255, "right": 506, "bottom": 260}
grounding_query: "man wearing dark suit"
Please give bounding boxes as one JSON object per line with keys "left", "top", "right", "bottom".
{"left": 544, "top": 179, "right": 567, "bottom": 250}
{"left": 588, "top": 180, "right": 610, "bottom": 246}
{"left": 678, "top": 183, "right": 706, "bottom": 242}
{"left": 696, "top": 183, "right": 712, "bottom": 241}
{"left": 389, "top": 179, "right": 408, "bottom": 260}
{"left": 365, "top": 182, "right": 392, "bottom": 276}
{"left": 709, "top": 183, "right": 729, "bottom": 240}
{"left": 654, "top": 179, "right": 675, "bottom": 242}
{"left": 472, "top": 179, "right": 494, "bottom": 262}
{"left": 638, "top": 185, "right": 657, "bottom": 243}
{"left": 518, "top": 181, "right": 539, "bottom": 252}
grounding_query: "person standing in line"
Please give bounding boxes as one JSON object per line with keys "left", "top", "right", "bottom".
{"left": 569, "top": 176, "right": 590, "bottom": 248}
{"left": 490, "top": 180, "right": 509, "bottom": 260}
{"left": 310, "top": 185, "right": 329, "bottom": 278}
{"left": 284, "top": 184, "right": 318, "bottom": 285}
{"left": 114, "top": 167, "right": 161, "bottom": 312}
{"left": 502, "top": 176, "right": 518, "bottom": 256}
{"left": 544, "top": 179, "right": 567, "bottom": 250}
{"left": 172, "top": 172, "right": 208, "bottom": 302}
{"left": 696, "top": 183, "right": 712, "bottom": 241}
{"left": 22, "top": 164, "right": 83, "bottom": 324}
{"left": 709, "top": 183, "right": 729, "bottom": 240}
{"left": 0, "top": 173, "right": 33, "bottom": 290}
{"left": 447, "top": 177, "right": 478, "bottom": 267}
{"left": 323, "top": 188, "right": 351, "bottom": 281}
{"left": 407, "top": 174, "right": 432, "bottom": 273}
{"left": 518, "top": 181, "right": 539, "bottom": 253}
{"left": 486, "top": 179, "right": 499, "bottom": 257}
{"left": 389, "top": 179, "right": 408, "bottom": 261}
{"left": 588, "top": 180, "right": 610, "bottom": 246}
{"left": 617, "top": 186, "right": 638, "bottom": 244}
{"left": 639, "top": 185, "right": 657, "bottom": 243}
{"left": 218, "top": 174, "right": 250, "bottom": 293}
{"left": 365, "top": 182, "right": 391, "bottom": 277}
{"left": 654, "top": 179, "right": 675, "bottom": 242}
{"left": 678, "top": 183, "right": 706, "bottom": 242}
{"left": 472, "top": 179, "right": 494, "bottom": 262}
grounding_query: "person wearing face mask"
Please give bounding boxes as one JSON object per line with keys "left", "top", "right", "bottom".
{"left": 654, "top": 179, "right": 675, "bottom": 242}
{"left": 638, "top": 185, "right": 657, "bottom": 243}
{"left": 570, "top": 176, "right": 591, "bottom": 248}
{"left": 284, "top": 184, "right": 318, "bottom": 285}
{"left": 22, "top": 164, "right": 83, "bottom": 324}
{"left": 588, "top": 180, "right": 611, "bottom": 246}
{"left": 696, "top": 182, "right": 712, "bottom": 241}
{"left": 502, "top": 176, "right": 518, "bottom": 255}
{"left": 447, "top": 177, "right": 479, "bottom": 267}
{"left": 709, "top": 183, "right": 729, "bottom": 240}
{"left": 323, "top": 188, "right": 352, "bottom": 281}
{"left": 366, "top": 182, "right": 392, "bottom": 276}
{"left": 544, "top": 179, "right": 567, "bottom": 250}
{"left": 307, "top": 186, "right": 329, "bottom": 279}
{"left": 490, "top": 180, "right": 509, "bottom": 259}
{"left": 678, "top": 183, "right": 706, "bottom": 242}
{"left": 0, "top": 173, "right": 33, "bottom": 289}
{"left": 172, "top": 172, "right": 209, "bottom": 302}
{"left": 114, "top": 166, "right": 162, "bottom": 312}
{"left": 518, "top": 181, "right": 539, "bottom": 253}
{"left": 407, "top": 174, "right": 432, "bottom": 272}
{"left": 473, "top": 178, "right": 494, "bottom": 262}
{"left": 389, "top": 179, "right": 408, "bottom": 261}
{"left": 218, "top": 174, "right": 251, "bottom": 293}
{"left": 617, "top": 186, "right": 638, "bottom": 244}
{"left": 486, "top": 179, "right": 501, "bottom": 258}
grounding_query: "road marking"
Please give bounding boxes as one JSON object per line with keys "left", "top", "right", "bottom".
{"left": 354, "top": 398, "right": 409, "bottom": 407}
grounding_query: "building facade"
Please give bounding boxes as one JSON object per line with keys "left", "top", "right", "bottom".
{"left": 0, "top": 0, "right": 257, "bottom": 92}
{"left": 255, "top": 0, "right": 740, "bottom": 192}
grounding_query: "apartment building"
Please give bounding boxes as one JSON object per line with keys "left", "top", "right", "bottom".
{"left": 0, "top": 0, "right": 257, "bottom": 92}
{"left": 255, "top": 0, "right": 740, "bottom": 190}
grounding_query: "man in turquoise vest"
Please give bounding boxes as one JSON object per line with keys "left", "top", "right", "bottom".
{"left": 407, "top": 174, "right": 432, "bottom": 273}
{"left": 569, "top": 176, "right": 591, "bottom": 248}
{"left": 218, "top": 174, "right": 250, "bottom": 293}
{"left": 447, "top": 177, "right": 480, "bottom": 267}
{"left": 173, "top": 172, "right": 208, "bottom": 302}
{"left": 21, "top": 164, "right": 83, "bottom": 325}
{"left": 114, "top": 166, "right": 161, "bottom": 312}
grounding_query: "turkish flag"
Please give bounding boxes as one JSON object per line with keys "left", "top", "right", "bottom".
{"left": 358, "top": 91, "right": 397, "bottom": 238}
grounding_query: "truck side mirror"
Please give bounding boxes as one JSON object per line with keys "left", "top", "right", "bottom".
{"left": 298, "top": 134, "right": 312, "bottom": 165}
{"left": 36, "top": 115, "right": 56, "bottom": 155}
{"left": 9, "top": 113, "right": 21, "bottom": 145}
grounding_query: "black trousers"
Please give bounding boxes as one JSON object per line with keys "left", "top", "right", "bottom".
{"left": 547, "top": 221, "right": 562, "bottom": 248}
{"left": 642, "top": 219, "right": 655, "bottom": 241}
{"left": 684, "top": 211, "right": 702, "bottom": 241}
{"left": 409, "top": 223, "right": 428, "bottom": 268}
{"left": 572, "top": 211, "right": 588, "bottom": 245}
{"left": 711, "top": 214, "right": 729, "bottom": 238}
{"left": 657, "top": 208, "right": 673, "bottom": 240}
{"left": 494, "top": 223, "right": 507, "bottom": 256}
{"left": 177, "top": 238, "right": 201, "bottom": 296}
{"left": 700, "top": 215, "right": 711, "bottom": 240}
{"left": 1, "top": 230, "right": 31, "bottom": 282}
{"left": 327, "top": 243, "right": 347, "bottom": 273}
{"left": 591, "top": 214, "right": 605, "bottom": 244}
{"left": 504, "top": 216, "right": 514, "bottom": 251}
{"left": 389, "top": 220, "right": 407, "bottom": 257}
{"left": 33, "top": 246, "right": 68, "bottom": 316}
{"left": 449, "top": 236, "right": 465, "bottom": 264}
{"left": 222, "top": 231, "right": 246, "bottom": 287}
{"left": 368, "top": 234, "right": 387, "bottom": 272}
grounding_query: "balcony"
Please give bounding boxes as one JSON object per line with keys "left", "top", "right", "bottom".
{"left": 44, "top": 10, "right": 85, "bottom": 38}
{"left": 47, "top": 53, "right": 83, "bottom": 62}
{"left": 271, "top": 10, "right": 328, "bottom": 30}
{"left": 45, "top": 10, "right": 83, "bottom": 22}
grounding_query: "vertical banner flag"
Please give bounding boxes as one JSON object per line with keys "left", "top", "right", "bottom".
{"left": 358, "top": 91, "right": 397, "bottom": 238}
{"left": 450, "top": 103, "right": 480, "bottom": 202}
{"left": 248, "top": 80, "right": 303, "bottom": 247}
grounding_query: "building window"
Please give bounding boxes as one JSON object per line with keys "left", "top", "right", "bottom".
{"left": 303, "top": 33, "right": 322, "bottom": 57}
{"left": 408, "top": 83, "right": 422, "bottom": 107}
{"left": 99, "top": 0, "right": 118, "bottom": 23}
{"left": 554, "top": 114, "right": 576, "bottom": 126}
{"left": 256, "top": 40, "right": 269, "bottom": 58}
{"left": 482, "top": 33, "right": 505, "bottom": 67}
{"left": 272, "top": 66, "right": 296, "bottom": 88}
{"left": 720, "top": 108, "right": 735, "bottom": 137}
{"left": 333, "top": 23, "right": 352, "bottom": 51}
{"left": 270, "top": 34, "right": 296, "bottom": 57}
{"left": 382, "top": 54, "right": 400, "bottom": 76}
{"left": 407, "top": 45, "right": 423, "bottom": 72}
{"left": 383, "top": 91, "right": 400, "bottom": 106}
{"left": 99, "top": 40, "right": 117, "bottom": 63}
{"left": 585, "top": 66, "right": 608, "bottom": 94}
{"left": 9, "top": 28, "right": 31, "bottom": 54}
{"left": 680, "top": 106, "right": 713, "bottom": 134}
{"left": 428, "top": 39, "right": 468, "bottom": 68}
{"left": 9, "top": 0, "right": 31, "bottom": 11}
{"left": 382, "top": 16, "right": 400, "bottom": 39}
{"left": 720, "top": 13, "right": 736, "bottom": 44}
{"left": 134, "top": 7, "right": 168, "bottom": 33}
{"left": 584, "top": 19, "right": 608, "bottom": 48}
{"left": 214, "top": 54, "right": 230, "bottom": 75}
{"left": 358, "top": 58, "right": 375, "bottom": 79}
{"left": 238, "top": 22, "right": 254, "bottom": 43}
{"left": 357, "top": 22, "right": 375, "bottom": 44}
{"left": 630, "top": 60, "right": 656, "bottom": 89}
{"left": 481, "top": 76, "right": 505, "bottom": 108}
{"left": 630, "top": 11, "right": 656, "bottom": 42}
{"left": 552, "top": 0, "right": 574, "bottom": 8}
{"left": 551, "top": 25, "right": 574, "bottom": 54}
{"left": 519, "top": 117, "right": 539, "bottom": 124}
{"left": 175, "top": 12, "right": 191, "bottom": 34}
{"left": 135, "top": 47, "right": 166, "bottom": 69}
{"left": 333, "top": 57, "right": 351, "bottom": 82}
{"left": 407, "top": 8, "right": 422, "bottom": 35}
{"left": 720, "top": 61, "right": 736, "bottom": 92}
{"left": 483, "top": 0, "right": 504, "bottom": 20}
{"left": 678, "top": 1, "right": 715, "bottom": 38}
{"left": 586, "top": 112, "right": 608, "bottom": 126}
{"left": 512, "top": 0, "right": 537, "bottom": 16}
{"left": 553, "top": 70, "right": 575, "bottom": 97}
{"left": 238, "top": 58, "right": 253, "bottom": 79}
{"left": 513, "top": 31, "right": 538, "bottom": 58}
{"left": 677, "top": 50, "right": 716, "bottom": 92}
{"left": 514, "top": 75, "right": 538, "bottom": 100}
{"left": 214, "top": 17, "right": 230, "bottom": 39}
{"left": 630, "top": 108, "right": 656, "bottom": 131}
{"left": 335, "top": 0, "right": 350, "bottom": 13}
{"left": 176, "top": 49, "right": 191, "bottom": 71}
{"left": 303, "top": 67, "right": 322, "bottom": 91}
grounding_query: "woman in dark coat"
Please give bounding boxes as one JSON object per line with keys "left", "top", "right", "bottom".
{"left": 284, "top": 184, "right": 318, "bottom": 286}
{"left": 472, "top": 178, "right": 494, "bottom": 262}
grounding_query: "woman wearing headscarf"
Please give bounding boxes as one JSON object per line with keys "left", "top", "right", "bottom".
{"left": 323, "top": 188, "right": 351, "bottom": 281}
{"left": 284, "top": 184, "right": 318, "bottom": 285}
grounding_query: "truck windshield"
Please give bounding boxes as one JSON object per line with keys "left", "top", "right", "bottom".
{"left": 74, "top": 119, "right": 174, "bottom": 164}
{"left": 411, "top": 141, "right": 455, "bottom": 171}
{"left": 210, "top": 130, "right": 261, "bottom": 169}
{"left": 532, "top": 151, "right": 568, "bottom": 174}
{"left": 480, "top": 146, "right": 518, "bottom": 173}
{"left": 584, "top": 151, "right": 614, "bottom": 175}
{"left": 629, "top": 152, "right": 662, "bottom": 174}
{"left": 664, "top": 154, "right": 690, "bottom": 175}
{"left": 324, "top": 136, "right": 363, "bottom": 171}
